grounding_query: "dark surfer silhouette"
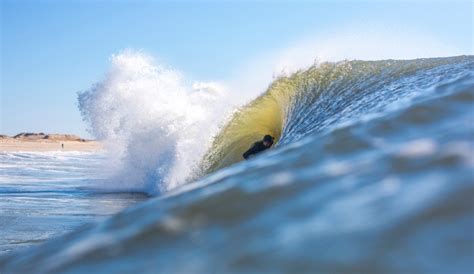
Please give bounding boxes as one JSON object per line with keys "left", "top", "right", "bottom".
{"left": 243, "top": 135, "right": 275, "bottom": 160}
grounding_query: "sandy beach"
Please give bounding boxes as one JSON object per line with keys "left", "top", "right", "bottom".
{"left": 0, "top": 139, "right": 102, "bottom": 152}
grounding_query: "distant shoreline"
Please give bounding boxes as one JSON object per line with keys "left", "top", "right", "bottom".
{"left": 0, "top": 133, "right": 102, "bottom": 152}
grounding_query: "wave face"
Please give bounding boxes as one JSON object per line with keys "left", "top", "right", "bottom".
{"left": 201, "top": 56, "right": 473, "bottom": 173}
{"left": 2, "top": 56, "right": 473, "bottom": 273}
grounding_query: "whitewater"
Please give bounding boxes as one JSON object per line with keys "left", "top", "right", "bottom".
{"left": 1, "top": 53, "right": 473, "bottom": 273}
{"left": 77, "top": 52, "right": 234, "bottom": 193}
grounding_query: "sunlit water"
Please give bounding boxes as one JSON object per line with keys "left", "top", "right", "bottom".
{"left": 1, "top": 56, "right": 473, "bottom": 274}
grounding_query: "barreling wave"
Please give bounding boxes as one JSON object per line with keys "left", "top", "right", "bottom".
{"left": 200, "top": 56, "right": 474, "bottom": 174}
{"left": 78, "top": 52, "right": 473, "bottom": 194}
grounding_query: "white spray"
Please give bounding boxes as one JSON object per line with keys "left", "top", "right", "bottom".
{"left": 78, "top": 51, "right": 232, "bottom": 194}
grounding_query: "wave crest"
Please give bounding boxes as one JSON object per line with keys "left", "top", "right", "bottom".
{"left": 78, "top": 51, "right": 231, "bottom": 194}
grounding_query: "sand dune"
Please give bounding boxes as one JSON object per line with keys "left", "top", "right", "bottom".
{"left": 0, "top": 133, "right": 102, "bottom": 152}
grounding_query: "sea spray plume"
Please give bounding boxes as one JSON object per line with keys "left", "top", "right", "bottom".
{"left": 78, "top": 51, "right": 230, "bottom": 194}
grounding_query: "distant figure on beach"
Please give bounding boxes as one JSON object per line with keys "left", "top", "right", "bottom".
{"left": 61, "top": 143, "right": 64, "bottom": 149}
{"left": 243, "top": 135, "right": 275, "bottom": 159}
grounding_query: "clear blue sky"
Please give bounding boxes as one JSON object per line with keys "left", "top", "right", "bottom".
{"left": 1, "top": 0, "right": 472, "bottom": 138}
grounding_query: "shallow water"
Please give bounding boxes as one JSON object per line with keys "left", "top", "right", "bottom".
{"left": 1, "top": 56, "right": 473, "bottom": 273}
{"left": 0, "top": 152, "right": 147, "bottom": 254}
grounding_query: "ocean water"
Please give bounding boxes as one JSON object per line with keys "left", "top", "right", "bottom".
{"left": 1, "top": 56, "right": 473, "bottom": 273}
{"left": 0, "top": 152, "right": 147, "bottom": 254}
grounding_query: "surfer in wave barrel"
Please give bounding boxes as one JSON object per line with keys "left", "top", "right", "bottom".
{"left": 243, "top": 135, "right": 275, "bottom": 160}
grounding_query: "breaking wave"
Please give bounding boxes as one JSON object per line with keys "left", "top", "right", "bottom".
{"left": 201, "top": 56, "right": 474, "bottom": 172}
{"left": 78, "top": 53, "right": 473, "bottom": 195}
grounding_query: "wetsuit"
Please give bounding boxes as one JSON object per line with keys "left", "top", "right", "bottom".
{"left": 243, "top": 141, "right": 270, "bottom": 159}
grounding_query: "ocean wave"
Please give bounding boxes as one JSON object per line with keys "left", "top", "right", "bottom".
{"left": 201, "top": 56, "right": 473, "bottom": 173}
{"left": 2, "top": 55, "right": 473, "bottom": 273}
{"left": 78, "top": 54, "right": 473, "bottom": 196}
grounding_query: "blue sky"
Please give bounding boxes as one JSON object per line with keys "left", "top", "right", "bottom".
{"left": 1, "top": 0, "right": 472, "bottom": 138}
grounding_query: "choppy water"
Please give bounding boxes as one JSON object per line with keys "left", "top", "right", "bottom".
{"left": 0, "top": 152, "right": 147, "bottom": 254}
{"left": 1, "top": 56, "right": 474, "bottom": 273}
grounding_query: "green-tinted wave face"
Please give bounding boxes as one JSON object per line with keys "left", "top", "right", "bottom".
{"left": 199, "top": 61, "right": 359, "bottom": 174}
{"left": 200, "top": 56, "right": 473, "bottom": 175}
